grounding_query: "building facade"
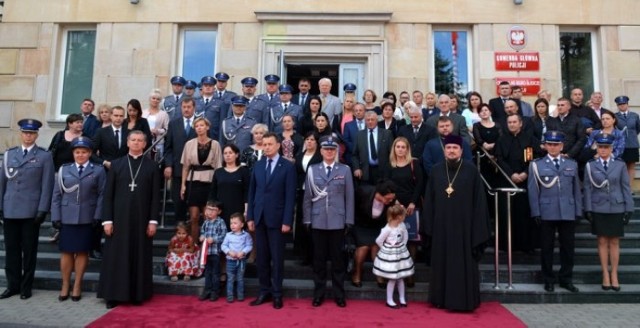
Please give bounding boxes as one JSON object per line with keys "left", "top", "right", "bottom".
{"left": 0, "top": 0, "right": 639, "bottom": 149}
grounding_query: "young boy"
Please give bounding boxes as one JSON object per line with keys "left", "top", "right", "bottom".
{"left": 221, "top": 213, "right": 253, "bottom": 303}
{"left": 199, "top": 201, "right": 227, "bottom": 302}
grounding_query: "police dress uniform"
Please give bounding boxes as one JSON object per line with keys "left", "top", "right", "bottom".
{"left": 527, "top": 131, "right": 582, "bottom": 291}
{"left": 256, "top": 74, "right": 281, "bottom": 108}
{"left": 264, "top": 85, "right": 303, "bottom": 134}
{"left": 213, "top": 72, "right": 237, "bottom": 103}
{"left": 614, "top": 96, "right": 640, "bottom": 163}
{"left": 0, "top": 119, "right": 55, "bottom": 299}
{"left": 302, "top": 136, "right": 354, "bottom": 305}
{"left": 162, "top": 76, "right": 186, "bottom": 121}
{"left": 222, "top": 96, "right": 257, "bottom": 152}
{"left": 583, "top": 134, "right": 634, "bottom": 237}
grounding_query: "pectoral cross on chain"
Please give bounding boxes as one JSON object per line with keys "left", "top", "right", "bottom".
{"left": 129, "top": 182, "right": 137, "bottom": 191}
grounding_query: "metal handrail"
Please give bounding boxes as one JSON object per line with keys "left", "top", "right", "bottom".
{"left": 476, "top": 147, "right": 527, "bottom": 290}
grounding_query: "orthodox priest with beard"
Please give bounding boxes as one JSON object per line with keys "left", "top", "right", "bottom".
{"left": 421, "top": 134, "right": 490, "bottom": 312}
{"left": 98, "top": 130, "right": 161, "bottom": 309}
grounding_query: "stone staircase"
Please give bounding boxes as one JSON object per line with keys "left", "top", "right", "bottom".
{"left": 2, "top": 200, "right": 640, "bottom": 304}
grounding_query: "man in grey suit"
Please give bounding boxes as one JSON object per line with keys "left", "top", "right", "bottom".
{"left": 528, "top": 131, "right": 582, "bottom": 293}
{"left": 0, "top": 119, "right": 55, "bottom": 300}
{"left": 352, "top": 111, "right": 393, "bottom": 185}
{"left": 303, "top": 135, "right": 354, "bottom": 308}
{"left": 512, "top": 85, "right": 534, "bottom": 117}
{"left": 426, "top": 94, "right": 471, "bottom": 145}
{"left": 318, "top": 78, "right": 342, "bottom": 127}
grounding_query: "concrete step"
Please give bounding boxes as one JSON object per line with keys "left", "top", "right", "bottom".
{"left": 481, "top": 247, "right": 640, "bottom": 265}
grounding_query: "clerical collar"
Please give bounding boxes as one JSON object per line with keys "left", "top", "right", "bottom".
{"left": 128, "top": 153, "right": 143, "bottom": 160}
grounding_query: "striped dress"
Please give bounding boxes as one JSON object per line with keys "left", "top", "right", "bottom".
{"left": 372, "top": 222, "right": 415, "bottom": 279}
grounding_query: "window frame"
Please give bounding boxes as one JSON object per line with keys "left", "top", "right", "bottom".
{"left": 558, "top": 27, "right": 601, "bottom": 99}
{"left": 430, "top": 27, "right": 474, "bottom": 96}
{"left": 177, "top": 26, "right": 219, "bottom": 81}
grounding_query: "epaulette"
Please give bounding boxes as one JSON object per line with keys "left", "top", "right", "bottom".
{"left": 37, "top": 146, "right": 47, "bottom": 152}
{"left": 6, "top": 146, "right": 18, "bottom": 152}
{"left": 533, "top": 157, "right": 545, "bottom": 162}
{"left": 61, "top": 163, "right": 74, "bottom": 167}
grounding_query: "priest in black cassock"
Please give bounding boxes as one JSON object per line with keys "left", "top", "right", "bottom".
{"left": 422, "top": 134, "right": 490, "bottom": 312}
{"left": 97, "top": 130, "right": 161, "bottom": 309}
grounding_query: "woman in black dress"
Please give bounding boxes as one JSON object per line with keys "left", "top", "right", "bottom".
{"left": 378, "top": 100, "right": 405, "bottom": 139}
{"left": 299, "top": 95, "right": 322, "bottom": 137}
{"left": 386, "top": 137, "right": 424, "bottom": 287}
{"left": 125, "top": 99, "right": 153, "bottom": 152}
{"left": 49, "top": 113, "right": 85, "bottom": 170}
{"left": 293, "top": 132, "right": 323, "bottom": 265}
{"left": 472, "top": 104, "right": 502, "bottom": 184}
{"left": 532, "top": 98, "right": 560, "bottom": 144}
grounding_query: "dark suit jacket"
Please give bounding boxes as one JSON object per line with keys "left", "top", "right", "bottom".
{"left": 378, "top": 118, "right": 406, "bottom": 139}
{"left": 247, "top": 156, "right": 297, "bottom": 228}
{"left": 421, "top": 136, "right": 473, "bottom": 177}
{"left": 342, "top": 120, "right": 361, "bottom": 165}
{"left": 499, "top": 115, "right": 535, "bottom": 138}
{"left": 294, "top": 150, "right": 322, "bottom": 190}
{"left": 292, "top": 93, "right": 313, "bottom": 112}
{"left": 91, "top": 126, "right": 129, "bottom": 163}
{"left": 558, "top": 112, "right": 586, "bottom": 159}
{"left": 163, "top": 117, "right": 197, "bottom": 177}
{"left": 489, "top": 97, "right": 522, "bottom": 126}
{"left": 425, "top": 112, "right": 472, "bottom": 145}
{"left": 571, "top": 103, "right": 602, "bottom": 130}
{"left": 83, "top": 114, "right": 102, "bottom": 138}
{"left": 532, "top": 117, "right": 561, "bottom": 142}
{"left": 397, "top": 123, "right": 437, "bottom": 159}
{"left": 352, "top": 127, "right": 393, "bottom": 182}
{"left": 125, "top": 118, "right": 153, "bottom": 152}
{"left": 422, "top": 107, "right": 440, "bottom": 120}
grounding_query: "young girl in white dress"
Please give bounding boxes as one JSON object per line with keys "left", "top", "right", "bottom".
{"left": 373, "top": 204, "right": 415, "bottom": 309}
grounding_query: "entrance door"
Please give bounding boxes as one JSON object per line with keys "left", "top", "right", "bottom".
{"left": 285, "top": 63, "right": 365, "bottom": 99}
{"left": 339, "top": 64, "right": 364, "bottom": 101}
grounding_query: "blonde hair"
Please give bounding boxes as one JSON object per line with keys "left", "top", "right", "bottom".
{"left": 386, "top": 204, "right": 407, "bottom": 223}
{"left": 389, "top": 137, "right": 412, "bottom": 168}
{"left": 97, "top": 104, "right": 112, "bottom": 114}
{"left": 193, "top": 117, "right": 211, "bottom": 128}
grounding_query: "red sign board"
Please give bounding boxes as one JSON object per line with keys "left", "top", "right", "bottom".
{"left": 495, "top": 78, "right": 541, "bottom": 96}
{"left": 495, "top": 52, "right": 540, "bottom": 71}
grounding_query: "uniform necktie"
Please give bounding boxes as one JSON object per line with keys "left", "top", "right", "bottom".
{"left": 78, "top": 165, "right": 84, "bottom": 176}
{"left": 269, "top": 94, "right": 273, "bottom": 102}
{"left": 603, "top": 160, "right": 608, "bottom": 171}
{"left": 284, "top": 103, "right": 288, "bottom": 112}
{"left": 553, "top": 158, "right": 559, "bottom": 170}
{"left": 114, "top": 130, "right": 120, "bottom": 149}
{"left": 326, "top": 165, "right": 332, "bottom": 177}
{"left": 185, "top": 119, "right": 191, "bottom": 135}
{"left": 266, "top": 159, "right": 273, "bottom": 180}
{"left": 369, "top": 129, "right": 378, "bottom": 161}
{"left": 236, "top": 118, "right": 241, "bottom": 125}
{"left": 23, "top": 149, "right": 28, "bottom": 157}
{"left": 623, "top": 112, "right": 627, "bottom": 119}
{"left": 176, "top": 95, "right": 179, "bottom": 103}
{"left": 218, "top": 91, "right": 222, "bottom": 99}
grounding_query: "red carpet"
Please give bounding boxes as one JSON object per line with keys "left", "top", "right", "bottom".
{"left": 88, "top": 295, "right": 525, "bottom": 327}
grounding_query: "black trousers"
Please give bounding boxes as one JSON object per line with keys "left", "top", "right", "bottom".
{"left": 294, "top": 190, "right": 312, "bottom": 262}
{"left": 312, "top": 229, "right": 346, "bottom": 299}
{"left": 540, "top": 220, "right": 575, "bottom": 284}
{"left": 3, "top": 218, "right": 40, "bottom": 293}
{"left": 255, "top": 222, "right": 285, "bottom": 297}
{"left": 170, "top": 176, "right": 188, "bottom": 221}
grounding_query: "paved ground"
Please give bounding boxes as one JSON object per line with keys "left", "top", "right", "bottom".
{"left": 0, "top": 290, "right": 639, "bottom": 327}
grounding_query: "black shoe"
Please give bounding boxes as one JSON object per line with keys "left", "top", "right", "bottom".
{"left": 58, "top": 294, "right": 69, "bottom": 302}
{"left": 209, "top": 292, "right": 219, "bottom": 302}
{"left": 386, "top": 302, "right": 399, "bottom": 309}
{"left": 559, "top": 283, "right": 579, "bottom": 293}
{"left": 312, "top": 297, "right": 323, "bottom": 307}
{"left": 106, "top": 300, "right": 119, "bottom": 309}
{"left": 0, "top": 289, "right": 19, "bottom": 299}
{"left": 612, "top": 285, "right": 621, "bottom": 292}
{"left": 544, "top": 283, "right": 554, "bottom": 292}
{"left": 199, "top": 291, "right": 211, "bottom": 301}
{"left": 335, "top": 298, "right": 346, "bottom": 308}
{"left": 602, "top": 285, "right": 612, "bottom": 291}
{"left": 377, "top": 281, "right": 386, "bottom": 289}
{"left": 273, "top": 297, "right": 283, "bottom": 309}
{"left": 351, "top": 280, "right": 362, "bottom": 288}
{"left": 399, "top": 302, "right": 408, "bottom": 308}
{"left": 250, "top": 294, "right": 272, "bottom": 306}
{"left": 20, "top": 291, "right": 32, "bottom": 300}
{"left": 90, "top": 251, "right": 103, "bottom": 260}
{"left": 71, "top": 294, "right": 81, "bottom": 302}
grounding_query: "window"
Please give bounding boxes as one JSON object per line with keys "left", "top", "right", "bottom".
{"left": 559, "top": 31, "right": 598, "bottom": 98}
{"left": 432, "top": 30, "right": 472, "bottom": 100}
{"left": 59, "top": 29, "right": 96, "bottom": 116}
{"left": 179, "top": 28, "right": 217, "bottom": 82}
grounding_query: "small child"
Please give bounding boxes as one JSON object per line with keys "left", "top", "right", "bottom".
{"left": 220, "top": 212, "right": 253, "bottom": 303}
{"left": 166, "top": 222, "right": 196, "bottom": 281}
{"left": 198, "top": 201, "right": 227, "bottom": 302}
{"left": 372, "top": 204, "right": 415, "bottom": 309}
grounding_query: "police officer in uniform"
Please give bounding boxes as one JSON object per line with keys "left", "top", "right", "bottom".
{"left": 583, "top": 133, "right": 634, "bottom": 291}
{"left": 196, "top": 75, "right": 226, "bottom": 141}
{"left": 214, "top": 72, "right": 237, "bottom": 103}
{"left": 162, "top": 76, "right": 186, "bottom": 121}
{"left": 184, "top": 80, "right": 197, "bottom": 98}
{"left": 238, "top": 77, "right": 268, "bottom": 124}
{"left": 265, "top": 84, "right": 303, "bottom": 134}
{"left": 343, "top": 83, "right": 357, "bottom": 97}
{"left": 528, "top": 131, "right": 582, "bottom": 293}
{"left": 0, "top": 119, "right": 55, "bottom": 300}
{"left": 221, "top": 96, "right": 257, "bottom": 152}
{"left": 303, "top": 135, "right": 354, "bottom": 308}
{"left": 257, "top": 74, "right": 281, "bottom": 108}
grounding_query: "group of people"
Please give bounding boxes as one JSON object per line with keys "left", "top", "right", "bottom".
{"left": 0, "top": 71, "right": 637, "bottom": 313}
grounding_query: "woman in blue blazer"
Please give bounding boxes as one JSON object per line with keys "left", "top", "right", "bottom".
{"left": 51, "top": 137, "right": 106, "bottom": 302}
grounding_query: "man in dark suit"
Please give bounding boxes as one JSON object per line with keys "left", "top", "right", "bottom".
{"left": 292, "top": 78, "right": 312, "bottom": 112}
{"left": 423, "top": 116, "right": 473, "bottom": 177}
{"left": 570, "top": 88, "right": 602, "bottom": 134}
{"left": 163, "top": 97, "right": 197, "bottom": 224}
{"left": 80, "top": 98, "right": 101, "bottom": 138}
{"left": 247, "top": 132, "right": 297, "bottom": 309}
{"left": 556, "top": 98, "right": 586, "bottom": 159}
{"left": 489, "top": 81, "right": 522, "bottom": 125}
{"left": 91, "top": 106, "right": 129, "bottom": 169}
{"left": 398, "top": 104, "right": 437, "bottom": 159}
{"left": 352, "top": 111, "right": 393, "bottom": 185}
{"left": 426, "top": 94, "right": 472, "bottom": 145}
{"left": 342, "top": 102, "right": 366, "bottom": 166}
{"left": 500, "top": 100, "right": 534, "bottom": 137}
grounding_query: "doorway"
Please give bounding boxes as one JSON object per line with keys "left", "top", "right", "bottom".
{"left": 285, "top": 64, "right": 339, "bottom": 95}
